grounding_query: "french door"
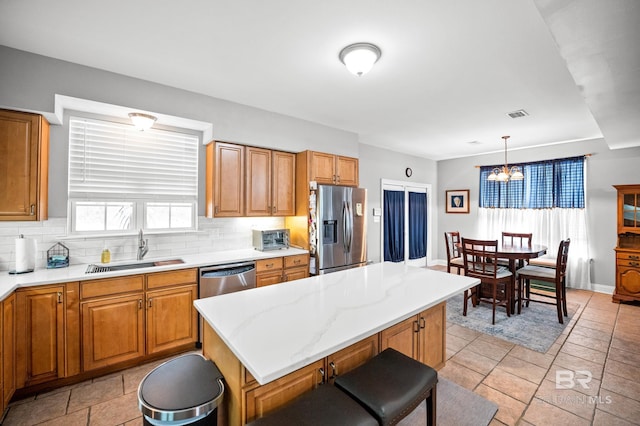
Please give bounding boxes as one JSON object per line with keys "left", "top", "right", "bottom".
{"left": 381, "top": 180, "right": 432, "bottom": 266}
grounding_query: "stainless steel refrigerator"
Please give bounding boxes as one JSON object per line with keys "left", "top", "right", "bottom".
{"left": 309, "top": 185, "right": 367, "bottom": 274}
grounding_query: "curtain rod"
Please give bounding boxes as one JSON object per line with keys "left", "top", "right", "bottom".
{"left": 474, "top": 153, "right": 592, "bottom": 168}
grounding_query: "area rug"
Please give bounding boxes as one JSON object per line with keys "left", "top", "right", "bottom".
{"left": 398, "top": 377, "right": 498, "bottom": 426}
{"left": 446, "top": 292, "right": 578, "bottom": 353}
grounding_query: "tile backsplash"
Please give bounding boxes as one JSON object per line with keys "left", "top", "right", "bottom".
{"left": 0, "top": 216, "right": 286, "bottom": 271}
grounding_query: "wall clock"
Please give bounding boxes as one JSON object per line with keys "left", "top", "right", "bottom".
{"left": 405, "top": 167, "right": 413, "bottom": 177}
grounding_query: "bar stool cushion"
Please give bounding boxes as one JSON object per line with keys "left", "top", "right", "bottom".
{"left": 334, "top": 348, "right": 438, "bottom": 425}
{"left": 247, "top": 384, "right": 377, "bottom": 426}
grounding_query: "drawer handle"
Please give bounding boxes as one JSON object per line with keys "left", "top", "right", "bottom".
{"left": 318, "top": 368, "right": 325, "bottom": 386}
{"left": 420, "top": 317, "right": 426, "bottom": 329}
{"left": 329, "top": 361, "right": 337, "bottom": 380}
{"left": 266, "top": 263, "right": 274, "bottom": 268}
{"left": 629, "top": 255, "right": 639, "bottom": 260}
{"left": 148, "top": 298, "right": 153, "bottom": 308}
{"left": 630, "top": 262, "right": 640, "bottom": 267}
{"left": 293, "top": 259, "right": 301, "bottom": 264}
{"left": 413, "top": 320, "right": 420, "bottom": 333}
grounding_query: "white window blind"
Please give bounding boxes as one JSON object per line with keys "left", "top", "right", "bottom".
{"left": 69, "top": 117, "right": 198, "bottom": 200}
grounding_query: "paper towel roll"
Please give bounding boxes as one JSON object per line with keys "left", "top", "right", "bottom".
{"left": 15, "top": 237, "right": 37, "bottom": 273}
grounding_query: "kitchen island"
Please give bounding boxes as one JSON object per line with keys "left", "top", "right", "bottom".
{"left": 194, "top": 262, "right": 479, "bottom": 425}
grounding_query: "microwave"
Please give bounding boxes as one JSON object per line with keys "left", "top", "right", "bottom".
{"left": 253, "top": 229, "right": 290, "bottom": 251}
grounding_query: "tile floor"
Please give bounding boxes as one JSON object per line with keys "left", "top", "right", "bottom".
{"left": 1, "top": 284, "right": 639, "bottom": 425}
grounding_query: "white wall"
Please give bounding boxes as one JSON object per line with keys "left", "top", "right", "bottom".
{"left": 358, "top": 144, "right": 437, "bottom": 263}
{"left": 437, "top": 138, "right": 640, "bottom": 290}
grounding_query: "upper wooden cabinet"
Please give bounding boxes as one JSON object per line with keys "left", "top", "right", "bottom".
{"left": 0, "top": 109, "right": 49, "bottom": 221}
{"left": 301, "top": 151, "right": 359, "bottom": 187}
{"left": 206, "top": 142, "right": 245, "bottom": 217}
{"left": 615, "top": 185, "right": 640, "bottom": 234}
{"left": 246, "top": 148, "right": 296, "bottom": 217}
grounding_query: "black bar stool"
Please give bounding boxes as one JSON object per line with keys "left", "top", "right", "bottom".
{"left": 334, "top": 348, "right": 438, "bottom": 426}
{"left": 246, "top": 384, "right": 377, "bottom": 426}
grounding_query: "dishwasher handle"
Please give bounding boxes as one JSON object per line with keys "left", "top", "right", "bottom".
{"left": 200, "top": 261, "right": 256, "bottom": 277}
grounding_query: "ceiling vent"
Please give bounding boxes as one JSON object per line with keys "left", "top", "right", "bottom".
{"left": 507, "top": 109, "right": 529, "bottom": 119}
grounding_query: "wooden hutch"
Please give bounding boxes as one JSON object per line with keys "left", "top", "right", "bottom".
{"left": 613, "top": 185, "right": 640, "bottom": 303}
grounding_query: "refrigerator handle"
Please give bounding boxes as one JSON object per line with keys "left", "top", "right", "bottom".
{"left": 345, "top": 201, "right": 353, "bottom": 253}
{"left": 342, "top": 202, "right": 349, "bottom": 253}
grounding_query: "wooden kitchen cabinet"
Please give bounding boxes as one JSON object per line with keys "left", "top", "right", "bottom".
{"left": 2, "top": 293, "right": 16, "bottom": 412}
{"left": 244, "top": 359, "right": 324, "bottom": 423}
{"left": 256, "top": 257, "right": 284, "bottom": 287}
{"left": 0, "top": 109, "right": 49, "bottom": 221}
{"left": 206, "top": 141, "right": 245, "bottom": 217}
{"left": 613, "top": 185, "right": 640, "bottom": 303}
{"left": 283, "top": 254, "right": 309, "bottom": 282}
{"left": 326, "top": 334, "right": 378, "bottom": 384}
{"left": 246, "top": 148, "right": 296, "bottom": 217}
{"left": 15, "top": 285, "right": 66, "bottom": 387}
{"left": 299, "top": 150, "right": 359, "bottom": 187}
{"left": 80, "top": 275, "right": 145, "bottom": 371}
{"left": 146, "top": 269, "right": 198, "bottom": 355}
{"left": 379, "top": 302, "right": 446, "bottom": 369}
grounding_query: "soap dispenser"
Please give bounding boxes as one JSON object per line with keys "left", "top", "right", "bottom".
{"left": 101, "top": 247, "right": 111, "bottom": 263}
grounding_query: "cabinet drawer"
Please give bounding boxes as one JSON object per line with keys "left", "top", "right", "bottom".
{"left": 256, "top": 258, "right": 283, "bottom": 273}
{"left": 617, "top": 252, "right": 640, "bottom": 262}
{"left": 81, "top": 275, "right": 144, "bottom": 299}
{"left": 617, "top": 259, "right": 640, "bottom": 268}
{"left": 147, "top": 268, "right": 197, "bottom": 290}
{"left": 284, "top": 254, "right": 308, "bottom": 269}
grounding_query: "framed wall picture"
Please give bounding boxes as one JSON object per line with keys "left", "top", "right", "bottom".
{"left": 446, "top": 190, "right": 469, "bottom": 214}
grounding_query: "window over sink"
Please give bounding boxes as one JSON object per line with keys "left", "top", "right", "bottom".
{"left": 68, "top": 117, "right": 199, "bottom": 235}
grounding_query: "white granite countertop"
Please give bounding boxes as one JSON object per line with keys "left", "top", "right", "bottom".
{"left": 194, "top": 262, "right": 480, "bottom": 385}
{"left": 0, "top": 248, "right": 309, "bottom": 299}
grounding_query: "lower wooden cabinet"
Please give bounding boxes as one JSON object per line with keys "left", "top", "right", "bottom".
{"left": 256, "top": 255, "right": 310, "bottom": 287}
{"left": 82, "top": 293, "right": 145, "bottom": 371}
{"left": 379, "top": 302, "right": 446, "bottom": 370}
{"left": 146, "top": 284, "right": 198, "bottom": 355}
{"left": 15, "top": 286, "right": 66, "bottom": 388}
{"left": 2, "top": 293, "right": 16, "bottom": 413}
{"left": 614, "top": 249, "right": 640, "bottom": 302}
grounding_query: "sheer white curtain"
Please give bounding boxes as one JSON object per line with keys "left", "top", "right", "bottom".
{"left": 477, "top": 208, "right": 590, "bottom": 289}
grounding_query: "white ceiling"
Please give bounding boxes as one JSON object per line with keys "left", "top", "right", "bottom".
{"left": 0, "top": 0, "right": 638, "bottom": 160}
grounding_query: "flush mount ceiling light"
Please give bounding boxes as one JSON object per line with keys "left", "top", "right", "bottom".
{"left": 339, "top": 42, "right": 381, "bottom": 76}
{"left": 487, "top": 136, "right": 524, "bottom": 182}
{"left": 128, "top": 112, "right": 157, "bottom": 131}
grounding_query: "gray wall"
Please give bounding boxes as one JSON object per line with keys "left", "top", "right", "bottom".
{"left": 0, "top": 46, "right": 360, "bottom": 217}
{"left": 358, "top": 144, "right": 438, "bottom": 263}
{"left": 437, "top": 138, "right": 640, "bottom": 289}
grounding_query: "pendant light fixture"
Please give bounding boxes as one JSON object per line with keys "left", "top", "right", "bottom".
{"left": 487, "top": 136, "right": 524, "bottom": 182}
{"left": 128, "top": 112, "right": 157, "bottom": 131}
{"left": 339, "top": 43, "right": 382, "bottom": 76}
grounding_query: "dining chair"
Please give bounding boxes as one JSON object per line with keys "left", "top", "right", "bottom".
{"left": 461, "top": 238, "right": 513, "bottom": 325}
{"left": 516, "top": 239, "right": 571, "bottom": 323}
{"left": 444, "top": 231, "right": 464, "bottom": 275}
{"left": 498, "top": 232, "right": 533, "bottom": 268}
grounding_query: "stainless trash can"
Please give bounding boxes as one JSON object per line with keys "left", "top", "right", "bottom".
{"left": 138, "top": 353, "right": 224, "bottom": 426}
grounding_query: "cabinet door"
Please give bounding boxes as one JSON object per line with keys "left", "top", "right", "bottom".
{"left": 244, "top": 359, "right": 324, "bottom": 423}
{"left": 617, "top": 266, "right": 640, "bottom": 297}
{"left": 246, "top": 147, "right": 272, "bottom": 216}
{"left": 326, "top": 335, "right": 378, "bottom": 384}
{"left": 82, "top": 294, "right": 145, "bottom": 371}
{"left": 417, "top": 302, "right": 446, "bottom": 369}
{"left": 379, "top": 315, "right": 418, "bottom": 360}
{"left": 15, "top": 286, "right": 65, "bottom": 387}
{"left": 283, "top": 266, "right": 308, "bottom": 282}
{"left": 207, "top": 142, "right": 244, "bottom": 217}
{"left": 257, "top": 270, "right": 283, "bottom": 287}
{"left": 336, "top": 155, "right": 359, "bottom": 186}
{"left": 309, "top": 151, "right": 336, "bottom": 184}
{"left": 146, "top": 285, "right": 198, "bottom": 355}
{"left": 272, "top": 151, "right": 296, "bottom": 216}
{"left": 0, "top": 109, "right": 49, "bottom": 221}
{"left": 2, "top": 293, "right": 16, "bottom": 410}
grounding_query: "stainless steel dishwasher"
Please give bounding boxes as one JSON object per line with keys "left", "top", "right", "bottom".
{"left": 198, "top": 261, "right": 256, "bottom": 344}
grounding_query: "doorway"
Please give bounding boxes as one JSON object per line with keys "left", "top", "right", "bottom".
{"left": 380, "top": 180, "right": 432, "bottom": 267}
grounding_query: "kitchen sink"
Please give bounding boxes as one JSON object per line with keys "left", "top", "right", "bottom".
{"left": 85, "top": 259, "right": 184, "bottom": 274}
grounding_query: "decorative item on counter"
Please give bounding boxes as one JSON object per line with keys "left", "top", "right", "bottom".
{"left": 47, "top": 242, "right": 70, "bottom": 269}
{"left": 101, "top": 247, "right": 111, "bottom": 263}
{"left": 9, "top": 234, "right": 37, "bottom": 274}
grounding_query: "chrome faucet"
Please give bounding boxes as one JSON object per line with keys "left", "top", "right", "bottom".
{"left": 137, "top": 229, "right": 149, "bottom": 260}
